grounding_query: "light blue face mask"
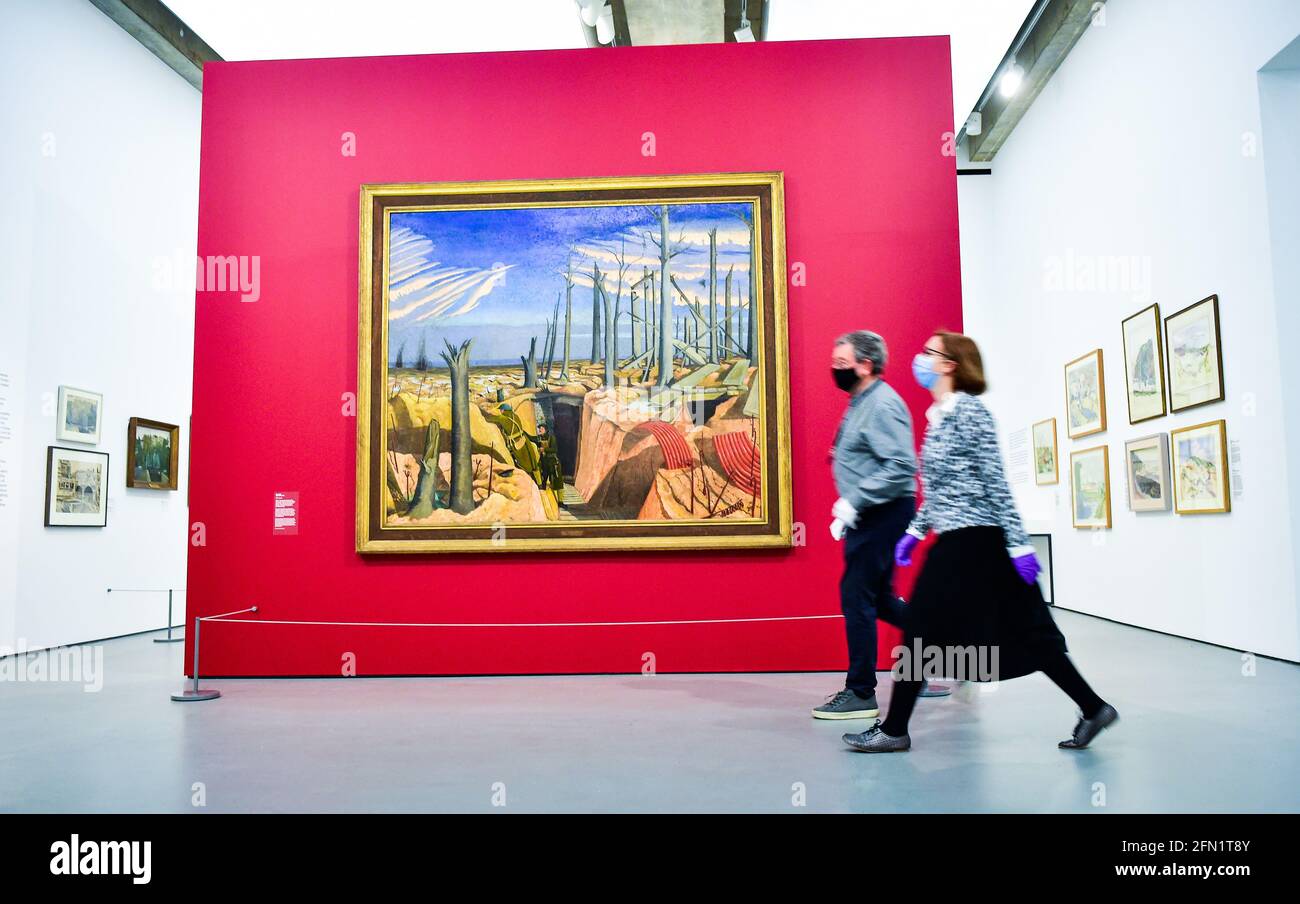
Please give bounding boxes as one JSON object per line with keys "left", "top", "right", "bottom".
{"left": 912, "top": 353, "right": 939, "bottom": 390}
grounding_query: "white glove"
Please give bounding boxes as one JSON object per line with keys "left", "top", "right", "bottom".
{"left": 831, "top": 497, "right": 858, "bottom": 528}
{"left": 830, "top": 518, "right": 847, "bottom": 541}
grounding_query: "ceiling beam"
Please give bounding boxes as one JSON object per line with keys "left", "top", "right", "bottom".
{"left": 966, "top": 0, "right": 1103, "bottom": 162}
{"left": 86, "top": 0, "right": 221, "bottom": 90}
{"left": 595, "top": 0, "right": 767, "bottom": 47}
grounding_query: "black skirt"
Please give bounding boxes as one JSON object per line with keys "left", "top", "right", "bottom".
{"left": 904, "top": 526, "right": 1066, "bottom": 682}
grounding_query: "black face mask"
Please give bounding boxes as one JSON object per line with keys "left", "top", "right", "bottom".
{"left": 831, "top": 367, "right": 859, "bottom": 392}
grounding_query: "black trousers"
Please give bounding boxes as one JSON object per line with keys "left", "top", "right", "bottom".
{"left": 839, "top": 495, "right": 915, "bottom": 696}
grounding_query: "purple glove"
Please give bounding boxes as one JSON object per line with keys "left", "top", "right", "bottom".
{"left": 895, "top": 534, "right": 919, "bottom": 567}
{"left": 1012, "top": 551, "right": 1041, "bottom": 585}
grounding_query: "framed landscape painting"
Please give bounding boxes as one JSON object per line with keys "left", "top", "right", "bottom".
{"left": 1032, "top": 418, "right": 1058, "bottom": 485}
{"left": 55, "top": 386, "right": 103, "bottom": 444}
{"left": 126, "top": 418, "right": 179, "bottom": 490}
{"left": 356, "top": 172, "right": 792, "bottom": 553}
{"left": 1070, "top": 445, "right": 1111, "bottom": 529}
{"left": 1171, "top": 419, "right": 1230, "bottom": 515}
{"left": 1121, "top": 303, "right": 1166, "bottom": 424}
{"left": 44, "top": 446, "right": 109, "bottom": 527}
{"left": 1124, "top": 433, "right": 1171, "bottom": 512}
{"left": 1064, "top": 349, "right": 1106, "bottom": 439}
{"left": 1166, "top": 295, "right": 1224, "bottom": 413}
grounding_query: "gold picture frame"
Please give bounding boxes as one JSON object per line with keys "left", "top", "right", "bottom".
{"left": 1064, "top": 349, "right": 1106, "bottom": 439}
{"left": 1070, "top": 444, "right": 1111, "bottom": 529}
{"left": 356, "top": 172, "right": 792, "bottom": 553}
{"left": 126, "top": 417, "right": 180, "bottom": 490}
{"left": 1032, "top": 417, "right": 1058, "bottom": 485}
{"left": 1171, "top": 419, "right": 1231, "bottom": 515}
{"left": 1120, "top": 303, "right": 1167, "bottom": 424}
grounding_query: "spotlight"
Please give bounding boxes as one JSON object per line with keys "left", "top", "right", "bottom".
{"left": 999, "top": 63, "right": 1024, "bottom": 98}
{"left": 595, "top": 7, "right": 615, "bottom": 43}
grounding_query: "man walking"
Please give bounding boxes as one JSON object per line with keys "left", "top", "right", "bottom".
{"left": 813, "top": 331, "right": 918, "bottom": 720}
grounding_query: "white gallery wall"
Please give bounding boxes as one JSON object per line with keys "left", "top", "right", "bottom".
{"left": 0, "top": 0, "right": 201, "bottom": 652}
{"left": 959, "top": 0, "right": 1300, "bottom": 661}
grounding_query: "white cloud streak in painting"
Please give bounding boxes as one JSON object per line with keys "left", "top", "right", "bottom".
{"left": 386, "top": 225, "right": 514, "bottom": 322}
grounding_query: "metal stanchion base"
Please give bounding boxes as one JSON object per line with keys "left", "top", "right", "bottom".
{"left": 171, "top": 689, "right": 221, "bottom": 702}
{"left": 154, "top": 637, "right": 185, "bottom": 644}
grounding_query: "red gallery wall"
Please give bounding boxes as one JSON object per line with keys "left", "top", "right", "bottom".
{"left": 187, "top": 37, "right": 962, "bottom": 676}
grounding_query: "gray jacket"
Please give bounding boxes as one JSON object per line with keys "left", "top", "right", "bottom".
{"left": 832, "top": 379, "right": 918, "bottom": 514}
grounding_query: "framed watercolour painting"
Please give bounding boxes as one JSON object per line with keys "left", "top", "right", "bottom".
{"left": 1032, "top": 418, "right": 1058, "bottom": 485}
{"left": 126, "top": 418, "right": 179, "bottom": 490}
{"left": 1064, "top": 349, "right": 1106, "bottom": 439}
{"left": 1171, "top": 419, "right": 1231, "bottom": 514}
{"left": 1124, "top": 433, "right": 1171, "bottom": 512}
{"left": 55, "top": 386, "right": 103, "bottom": 444}
{"left": 356, "top": 172, "right": 792, "bottom": 553}
{"left": 1165, "top": 295, "right": 1224, "bottom": 413}
{"left": 1070, "top": 445, "right": 1111, "bottom": 529}
{"left": 1121, "top": 303, "right": 1166, "bottom": 423}
{"left": 44, "top": 446, "right": 109, "bottom": 527}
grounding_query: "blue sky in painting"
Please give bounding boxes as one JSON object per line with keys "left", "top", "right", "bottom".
{"left": 387, "top": 201, "right": 754, "bottom": 365}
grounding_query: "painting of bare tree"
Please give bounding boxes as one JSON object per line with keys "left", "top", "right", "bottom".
{"left": 357, "top": 173, "right": 790, "bottom": 553}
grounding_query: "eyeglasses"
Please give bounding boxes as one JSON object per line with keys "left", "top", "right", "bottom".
{"left": 921, "top": 346, "right": 955, "bottom": 360}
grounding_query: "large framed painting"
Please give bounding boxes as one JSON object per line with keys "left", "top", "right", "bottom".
{"left": 1070, "top": 444, "right": 1111, "bottom": 529}
{"left": 1064, "top": 349, "right": 1106, "bottom": 439}
{"left": 1124, "top": 433, "right": 1171, "bottom": 512}
{"left": 1032, "top": 418, "right": 1058, "bottom": 485}
{"left": 55, "top": 386, "right": 103, "bottom": 444}
{"left": 356, "top": 173, "right": 792, "bottom": 553}
{"left": 1166, "top": 295, "right": 1224, "bottom": 413}
{"left": 126, "top": 417, "right": 179, "bottom": 490}
{"left": 1171, "top": 419, "right": 1231, "bottom": 515}
{"left": 1121, "top": 303, "right": 1166, "bottom": 424}
{"left": 44, "top": 446, "right": 109, "bottom": 527}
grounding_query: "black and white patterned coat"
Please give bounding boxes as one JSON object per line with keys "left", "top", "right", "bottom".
{"left": 906, "top": 392, "right": 1033, "bottom": 555}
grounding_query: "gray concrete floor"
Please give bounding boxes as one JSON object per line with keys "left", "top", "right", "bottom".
{"left": 1, "top": 610, "right": 1297, "bottom": 813}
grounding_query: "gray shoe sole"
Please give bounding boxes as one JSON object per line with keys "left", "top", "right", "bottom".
{"left": 812, "top": 706, "right": 880, "bottom": 720}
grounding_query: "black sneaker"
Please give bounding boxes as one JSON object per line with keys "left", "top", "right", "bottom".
{"left": 812, "top": 688, "right": 879, "bottom": 720}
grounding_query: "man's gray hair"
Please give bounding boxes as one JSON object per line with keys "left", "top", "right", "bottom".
{"left": 836, "top": 330, "right": 888, "bottom": 375}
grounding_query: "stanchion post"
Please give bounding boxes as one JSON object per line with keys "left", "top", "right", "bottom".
{"left": 153, "top": 588, "right": 184, "bottom": 643}
{"left": 170, "top": 616, "right": 221, "bottom": 702}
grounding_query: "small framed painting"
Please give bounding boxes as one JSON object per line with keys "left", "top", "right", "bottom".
{"left": 1121, "top": 303, "right": 1166, "bottom": 424}
{"left": 1165, "top": 295, "right": 1224, "bottom": 413}
{"left": 1070, "top": 444, "right": 1111, "bottom": 529}
{"left": 1064, "top": 349, "right": 1106, "bottom": 439}
{"left": 1124, "top": 433, "right": 1171, "bottom": 512}
{"left": 1032, "top": 418, "right": 1058, "bottom": 485}
{"left": 55, "top": 386, "right": 103, "bottom": 444}
{"left": 44, "top": 446, "right": 109, "bottom": 527}
{"left": 126, "top": 418, "right": 179, "bottom": 490}
{"left": 1171, "top": 419, "right": 1231, "bottom": 515}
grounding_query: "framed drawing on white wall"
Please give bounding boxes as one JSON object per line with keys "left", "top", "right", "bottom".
{"left": 1032, "top": 418, "right": 1058, "bottom": 485}
{"left": 1124, "top": 433, "right": 1171, "bottom": 512}
{"left": 1165, "top": 295, "right": 1225, "bottom": 413}
{"left": 44, "top": 446, "right": 109, "bottom": 527}
{"left": 1064, "top": 350, "right": 1106, "bottom": 439}
{"left": 1070, "top": 444, "right": 1111, "bottom": 529}
{"left": 1171, "top": 419, "right": 1231, "bottom": 515}
{"left": 55, "top": 386, "right": 103, "bottom": 444}
{"left": 1121, "top": 303, "right": 1167, "bottom": 424}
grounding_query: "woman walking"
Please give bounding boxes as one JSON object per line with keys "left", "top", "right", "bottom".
{"left": 843, "top": 330, "right": 1118, "bottom": 753}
